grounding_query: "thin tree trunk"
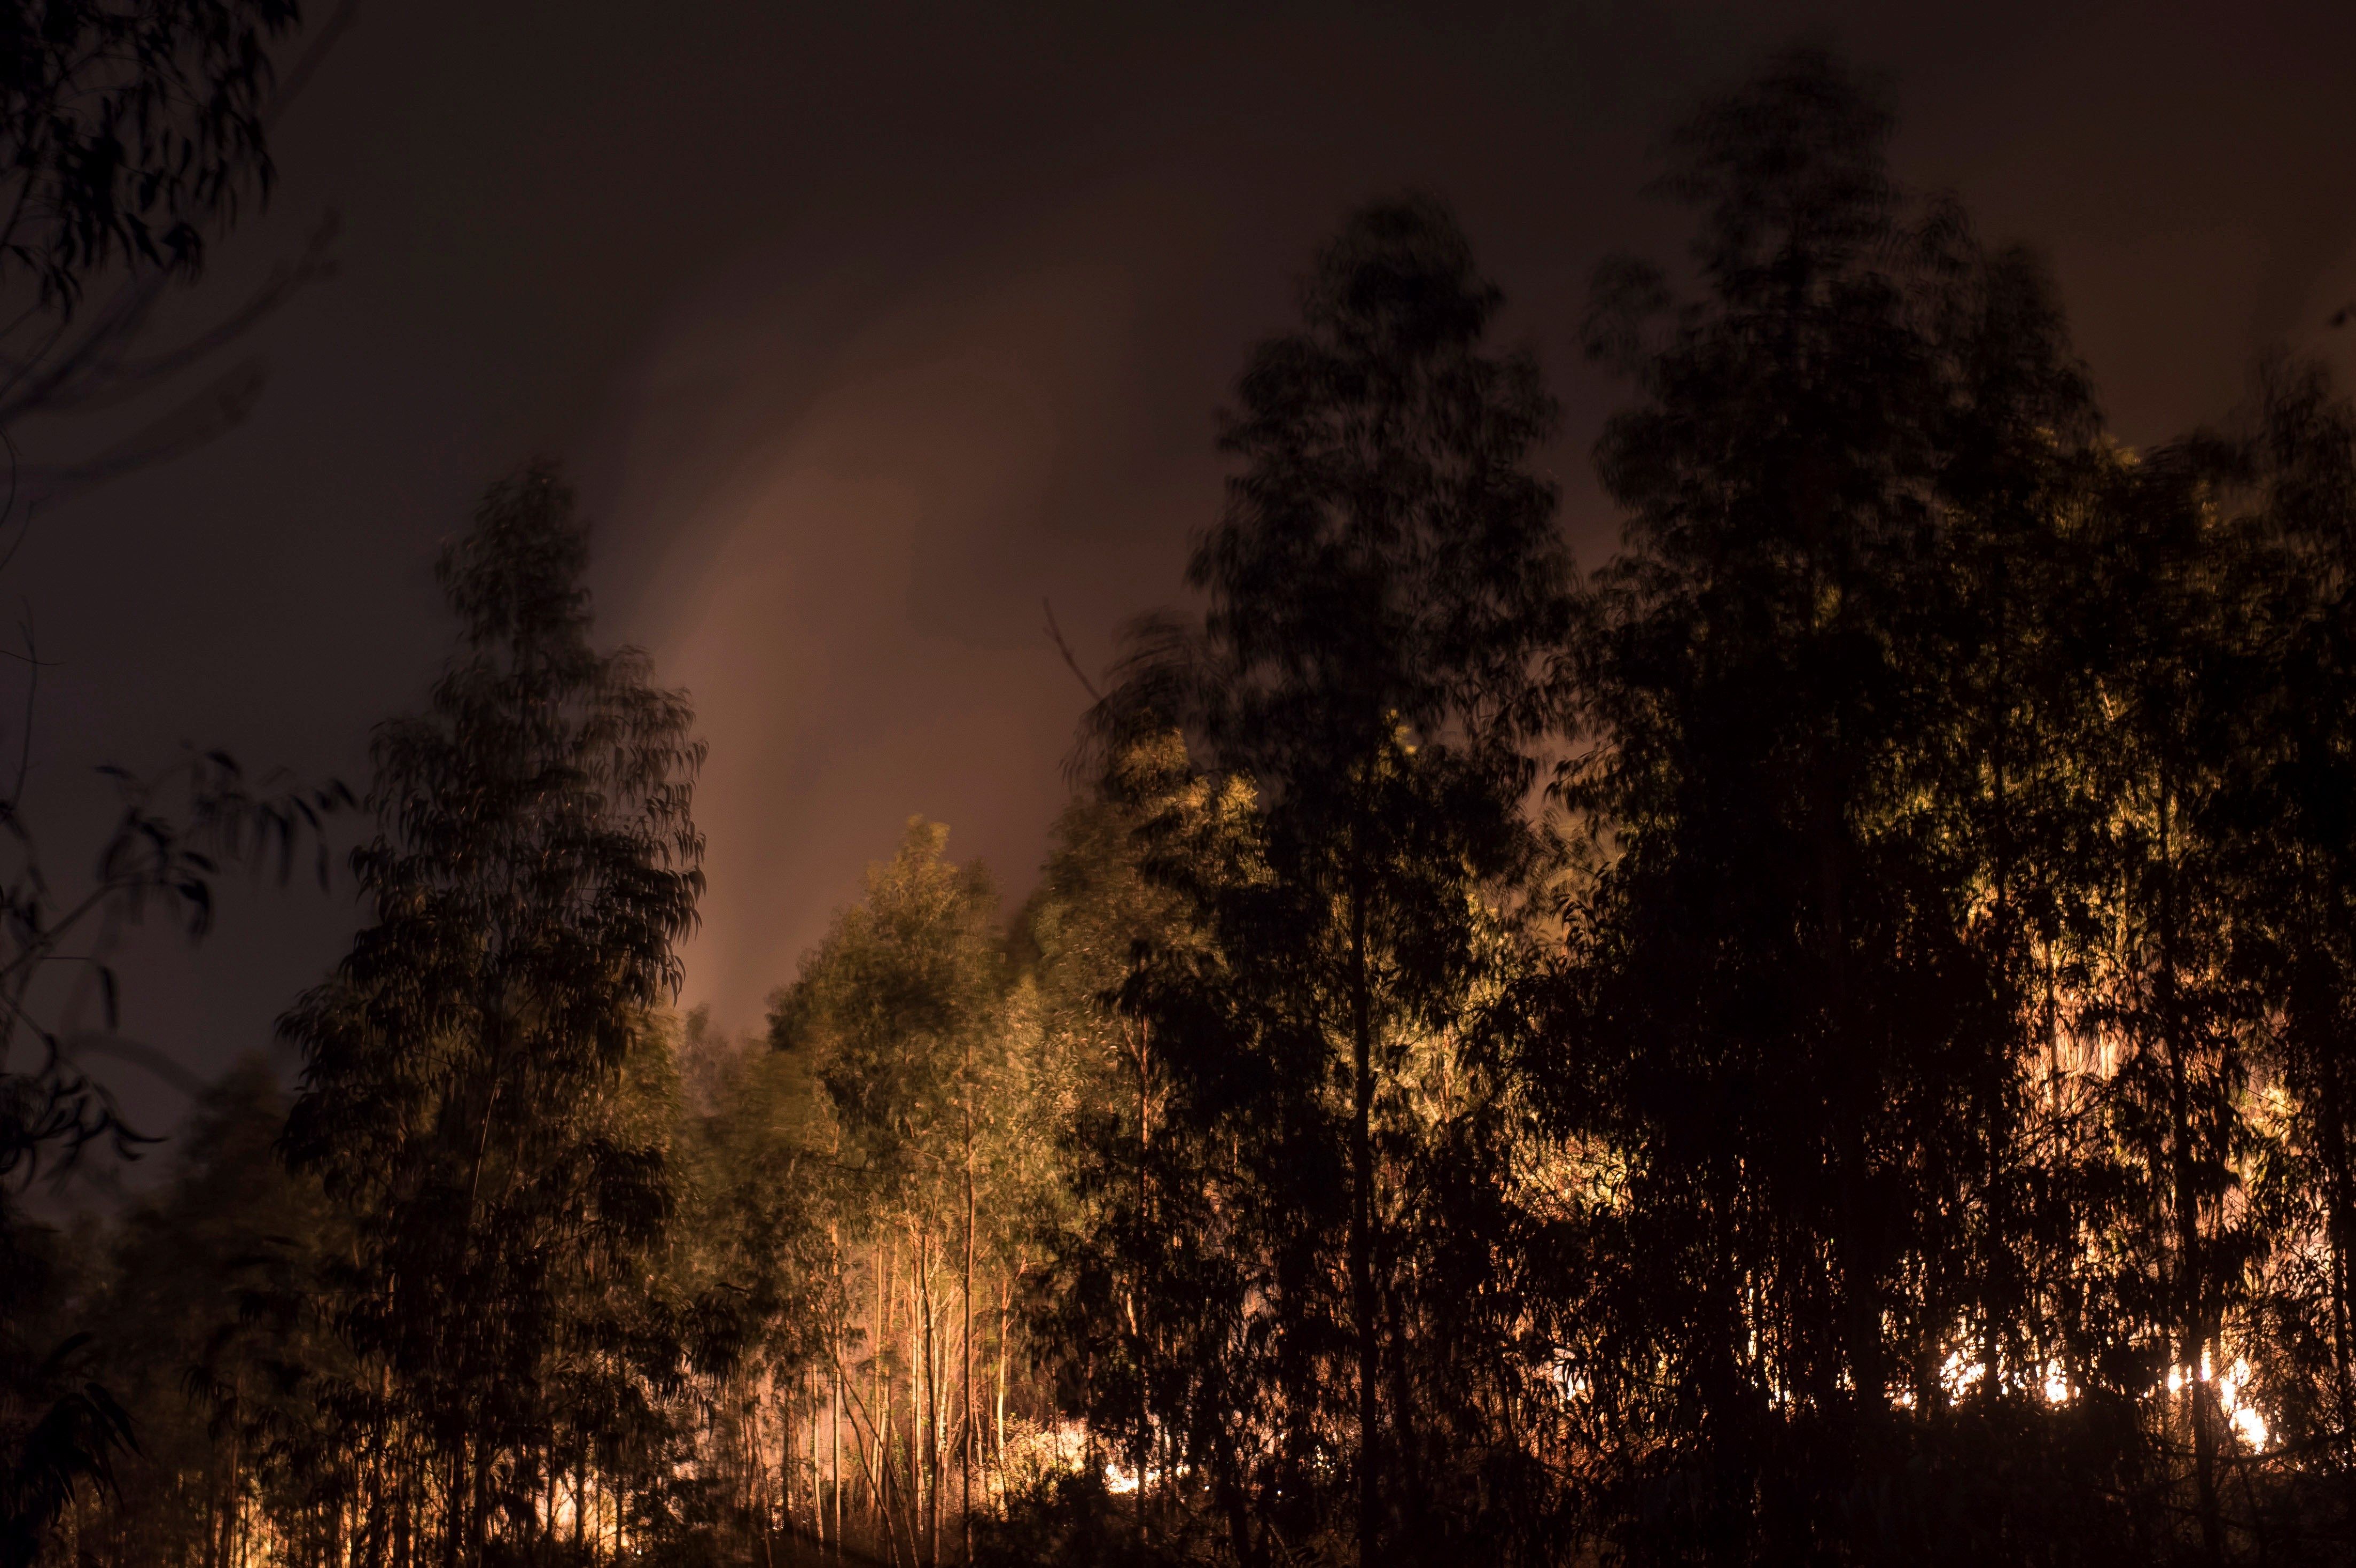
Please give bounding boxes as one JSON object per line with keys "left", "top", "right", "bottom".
{"left": 875, "top": 1238, "right": 890, "bottom": 1540}
{"left": 2313, "top": 978, "right": 2356, "bottom": 1463}
{"left": 921, "top": 1224, "right": 939, "bottom": 1568}
{"left": 1136, "top": 1018, "right": 1152, "bottom": 1543}
{"left": 1348, "top": 875, "right": 1378, "bottom": 1568}
{"left": 442, "top": 1445, "right": 463, "bottom": 1568}
{"left": 843, "top": 1346, "right": 853, "bottom": 1544}
{"left": 471, "top": 1430, "right": 493, "bottom": 1568}
{"left": 906, "top": 1236, "right": 924, "bottom": 1564}
{"left": 394, "top": 1448, "right": 411, "bottom": 1568}
{"left": 997, "top": 1276, "right": 1010, "bottom": 1461}
{"left": 2159, "top": 782, "right": 2223, "bottom": 1566}
{"left": 964, "top": 1096, "right": 977, "bottom": 1565}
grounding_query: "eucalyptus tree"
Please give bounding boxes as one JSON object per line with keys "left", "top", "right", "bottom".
{"left": 1023, "top": 735, "right": 1227, "bottom": 1546}
{"left": 2050, "top": 424, "right": 2288, "bottom": 1565}
{"left": 1090, "top": 196, "right": 1570, "bottom": 1565}
{"left": 1559, "top": 50, "right": 2151, "bottom": 1562}
{"left": 2201, "top": 362, "right": 2356, "bottom": 1547}
{"left": 56, "top": 1060, "right": 338, "bottom": 1568}
{"left": 2254, "top": 368, "right": 2356, "bottom": 1476}
{"left": 770, "top": 818, "right": 1014, "bottom": 1567}
{"left": 279, "top": 465, "right": 705, "bottom": 1566}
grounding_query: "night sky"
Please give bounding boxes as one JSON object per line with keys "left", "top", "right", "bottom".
{"left": 24, "top": 0, "right": 2356, "bottom": 1158}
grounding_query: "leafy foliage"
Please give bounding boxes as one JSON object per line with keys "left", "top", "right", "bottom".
{"left": 279, "top": 464, "right": 704, "bottom": 1564}
{"left": 0, "top": 0, "right": 301, "bottom": 313}
{"left": 1082, "top": 194, "right": 1573, "bottom": 1564}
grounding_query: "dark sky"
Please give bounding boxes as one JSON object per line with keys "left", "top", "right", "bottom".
{"left": 21, "top": 0, "right": 2356, "bottom": 1157}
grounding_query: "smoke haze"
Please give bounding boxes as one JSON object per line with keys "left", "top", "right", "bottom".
{"left": 17, "top": 0, "right": 2354, "bottom": 1152}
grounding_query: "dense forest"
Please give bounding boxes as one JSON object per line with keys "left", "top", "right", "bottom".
{"left": 3, "top": 6, "right": 2354, "bottom": 1567}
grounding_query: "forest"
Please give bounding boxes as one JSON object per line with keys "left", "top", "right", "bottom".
{"left": 3, "top": 5, "right": 2355, "bottom": 1568}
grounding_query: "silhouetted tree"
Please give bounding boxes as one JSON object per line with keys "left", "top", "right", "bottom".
{"left": 1090, "top": 194, "right": 1570, "bottom": 1566}
{"left": 1557, "top": 49, "right": 2167, "bottom": 1564}
{"left": 280, "top": 464, "right": 704, "bottom": 1567}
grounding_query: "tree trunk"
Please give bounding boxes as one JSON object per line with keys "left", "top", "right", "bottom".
{"left": 1136, "top": 1018, "right": 1153, "bottom": 1543}
{"left": 921, "top": 1224, "right": 940, "bottom": 1568}
{"left": 470, "top": 1430, "right": 492, "bottom": 1568}
{"left": 2313, "top": 969, "right": 2356, "bottom": 1463}
{"left": 875, "top": 1238, "right": 890, "bottom": 1541}
{"left": 996, "top": 1273, "right": 1012, "bottom": 1464}
{"left": 964, "top": 1117, "right": 977, "bottom": 1564}
{"left": 2159, "top": 783, "right": 2223, "bottom": 1566}
{"left": 843, "top": 1346, "right": 853, "bottom": 1544}
{"left": 1348, "top": 876, "right": 1378, "bottom": 1568}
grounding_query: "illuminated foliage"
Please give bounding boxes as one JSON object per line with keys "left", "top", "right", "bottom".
{"left": 1079, "top": 194, "right": 1573, "bottom": 1566}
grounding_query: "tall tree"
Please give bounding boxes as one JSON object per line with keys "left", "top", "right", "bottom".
{"left": 280, "top": 464, "right": 704, "bottom": 1567}
{"left": 771, "top": 818, "right": 1012, "bottom": 1568}
{"left": 2199, "top": 360, "right": 2356, "bottom": 1547}
{"left": 1094, "top": 194, "right": 1569, "bottom": 1564}
{"left": 55, "top": 1059, "right": 338, "bottom": 1568}
{"left": 1025, "top": 735, "right": 1226, "bottom": 1554}
{"left": 1559, "top": 49, "right": 2137, "bottom": 1562}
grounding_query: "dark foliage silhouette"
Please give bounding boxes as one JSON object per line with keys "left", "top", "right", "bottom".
{"left": 280, "top": 465, "right": 704, "bottom": 1566}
